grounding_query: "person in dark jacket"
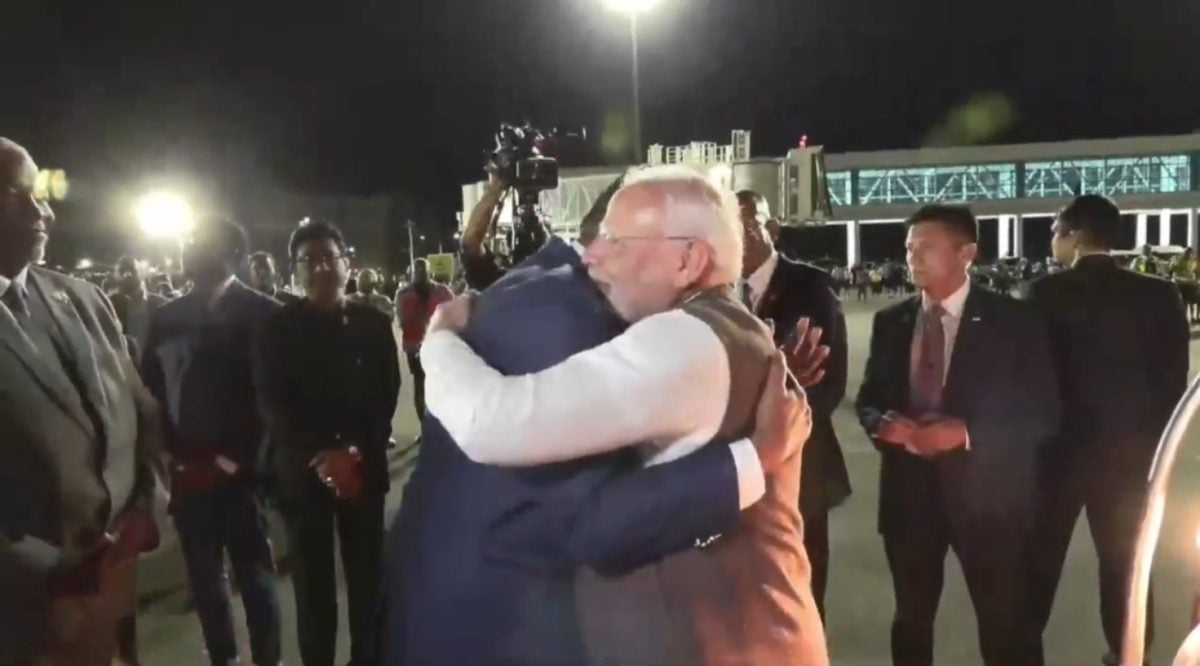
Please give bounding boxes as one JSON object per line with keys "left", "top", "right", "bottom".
{"left": 856, "top": 204, "right": 1059, "bottom": 666}
{"left": 1028, "top": 195, "right": 1190, "bottom": 665}
{"left": 109, "top": 255, "right": 168, "bottom": 362}
{"left": 737, "top": 189, "right": 850, "bottom": 618}
{"left": 142, "top": 216, "right": 282, "bottom": 666}
{"left": 248, "top": 250, "right": 300, "bottom": 304}
{"left": 255, "top": 220, "right": 401, "bottom": 666}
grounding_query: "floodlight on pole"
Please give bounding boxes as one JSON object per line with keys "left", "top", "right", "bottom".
{"left": 603, "top": 0, "right": 660, "bottom": 13}
{"left": 135, "top": 192, "right": 195, "bottom": 241}
{"left": 604, "top": 0, "right": 662, "bottom": 163}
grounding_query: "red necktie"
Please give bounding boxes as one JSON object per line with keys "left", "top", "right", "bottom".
{"left": 910, "top": 303, "right": 945, "bottom": 414}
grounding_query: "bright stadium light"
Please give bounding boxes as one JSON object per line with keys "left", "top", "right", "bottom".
{"left": 76, "top": 258, "right": 94, "bottom": 270}
{"left": 604, "top": 0, "right": 661, "bottom": 12}
{"left": 135, "top": 191, "right": 195, "bottom": 240}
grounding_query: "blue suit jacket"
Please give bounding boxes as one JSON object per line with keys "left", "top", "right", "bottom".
{"left": 380, "top": 237, "right": 743, "bottom": 666}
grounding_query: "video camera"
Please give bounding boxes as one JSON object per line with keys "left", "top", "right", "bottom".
{"left": 484, "top": 122, "right": 584, "bottom": 263}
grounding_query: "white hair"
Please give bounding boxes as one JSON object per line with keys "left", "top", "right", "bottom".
{"left": 616, "top": 164, "right": 744, "bottom": 283}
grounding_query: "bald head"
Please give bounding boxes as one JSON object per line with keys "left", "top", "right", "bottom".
{"left": 0, "top": 138, "right": 54, "bottom": 278}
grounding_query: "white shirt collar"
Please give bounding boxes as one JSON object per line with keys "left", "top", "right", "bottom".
{"left": 746, "top": 251, "right": 779, "bottom": 301}
{"left": 922, "top": 277, "right": 970, "bottom": 318}
{"left": 571, "top": 239, "right": 586, "bottom": 257}
{"left": 0, "top": 266, "right": 31, "bottom": 299}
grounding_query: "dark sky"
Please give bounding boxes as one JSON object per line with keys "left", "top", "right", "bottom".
{"left": 4, "top": 0, "right": 1200, "bottom": 228}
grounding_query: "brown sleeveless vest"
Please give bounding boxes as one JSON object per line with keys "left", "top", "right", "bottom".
{"left": 576, "top": 286, "right": 828, "bottom": 666}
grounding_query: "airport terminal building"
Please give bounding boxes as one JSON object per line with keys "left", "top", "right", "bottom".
{"left": 462, "top": 131, "right": 1200, "bottom": 266}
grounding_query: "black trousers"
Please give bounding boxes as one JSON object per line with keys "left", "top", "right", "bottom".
{"left": 283, "top": 490, "right": 386, "bottom": 666}
{"left": 1030, "top": 464, "right": 1152, "bottom": 657}
{"left": 803, "top": 509, "right": 830, "bottom": 619}
{"left": 883, "top": 505, "right": 1039, "bottom": 666}
{"left": 406, "top": 350, "right": 425, "bottom": 420}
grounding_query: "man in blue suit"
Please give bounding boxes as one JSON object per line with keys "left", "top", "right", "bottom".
{"left": 379, "top": 174, "right": 814, "bottom": 666}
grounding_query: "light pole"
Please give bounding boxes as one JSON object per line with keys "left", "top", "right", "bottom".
{"left": 406, "top": 219, "right": 416, "bottom": 269}
{"left": 604, "top": 0, "right": 662, "bottom": 164}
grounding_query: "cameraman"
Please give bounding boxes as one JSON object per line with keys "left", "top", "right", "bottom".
{"left": 461, "top": 173, "right": 628, "bottom": 290}
{"left": 460, "top": 175, "right": 512, "bottom": 291}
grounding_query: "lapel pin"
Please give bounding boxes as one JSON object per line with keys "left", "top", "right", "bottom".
{"left": 971, "top": 316, "right": 982, "bottom": 322}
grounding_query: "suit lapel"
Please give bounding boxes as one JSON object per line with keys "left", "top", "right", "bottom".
{"left": 892, "top": 298, "right": 920, "bottom": 407}
{"left": 754, "top": 261, "right": 788, "bottom": 328}
{"left": 29, "top": 271, "right": 108, "bottom": 423}
{"left": 0, "top": 277, "right": 95, "bottom": 435}
{"left": 943, "top": 286, "right": 984, "bottom": 404}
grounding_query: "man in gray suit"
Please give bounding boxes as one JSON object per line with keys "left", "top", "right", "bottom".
{"left": 0, "top": 138, "right": 164, "bottom": 665}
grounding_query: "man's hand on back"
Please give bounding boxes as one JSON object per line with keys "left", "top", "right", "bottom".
{"left": 751, "top": 351, "right": 812, "bottom": 473}
{"left": 771, "top": 317, "right": 830, "bottom": 388}
{"left": 428, "top": 293, "right": 476, "bottom": 336}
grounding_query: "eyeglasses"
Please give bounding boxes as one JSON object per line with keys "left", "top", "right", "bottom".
{"left": 595, "top": 231, "right": 696, "bottom": 247}
{"left": 295, "top": 254, "right": 348, "bottom": 269}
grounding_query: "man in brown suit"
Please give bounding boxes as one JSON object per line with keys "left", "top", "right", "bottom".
{"left": 0, "top": 138, "right": 163, "bottom": 665}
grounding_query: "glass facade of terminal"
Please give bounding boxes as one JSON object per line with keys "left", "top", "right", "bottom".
{"left": 1023, "top": 155, "right": 1191, "bottom": 198}
{"left": 857, "top": 164, "right": 1018, "bottom": 205}
{"left": 829, "top": 153, "right": 1193, "bottom": 206}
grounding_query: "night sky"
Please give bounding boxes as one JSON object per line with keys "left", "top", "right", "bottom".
{"left": 4, "top": 0, "right": 1200, "bottom": 252}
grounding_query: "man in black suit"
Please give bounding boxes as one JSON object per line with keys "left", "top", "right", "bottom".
{"left": 1028, "top": 195, "right": 1190, "bottom": 665}
{"left": 856, "top": 204, "right": 1059, "bottom": 666}
{"left": 142, "top": 217, "right": 283, "bottom": 666}
{"left": 255, "top": 220, "right": 401, "bottom": 666}
{"left": 738, "top": 190, "right": 850, "bottom": 617}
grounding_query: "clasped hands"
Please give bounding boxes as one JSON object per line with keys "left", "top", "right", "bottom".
{"left": 311, "top": 446, "right": 364, "bottom": 500}
{"left": 875, "top": 411, "right": 968, "bottom": 457}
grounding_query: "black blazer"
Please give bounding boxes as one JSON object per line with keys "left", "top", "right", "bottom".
{"left": 755, "top": 255, "right": 852, "bottom": 518}
{"left": 856, "top": 284, "right": 1060, "bottom": 535}
{"left": 254, "top": 299, "right": 402, "bottom": 505}
{"left": 1028, "top": 255, "right": 1189, "bottom": 482}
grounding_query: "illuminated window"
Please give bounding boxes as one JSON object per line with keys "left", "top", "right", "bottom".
{"left": 1023, "top": 155, "right": 1191, "bottom": 198}
{"left": 856, "top": 164, "right": 1017, "bottom": 205}
{"left": 827, "top": 171, "right": 853, "bottom": 207}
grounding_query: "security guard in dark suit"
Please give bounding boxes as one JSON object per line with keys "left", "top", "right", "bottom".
{"left": 738, "top": 190, "right": 851, "bottom": 618}
{"left": 1028, "top": 194, "right": 1190, "bottom": 665}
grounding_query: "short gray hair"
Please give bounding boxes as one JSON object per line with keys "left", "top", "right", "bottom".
{"left": 616, "top": 165, "right": 744, "bottom": 282}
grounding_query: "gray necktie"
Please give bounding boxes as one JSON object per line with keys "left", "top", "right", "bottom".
{"left": 910, "top": 303, "right": 946, "bottom": 414}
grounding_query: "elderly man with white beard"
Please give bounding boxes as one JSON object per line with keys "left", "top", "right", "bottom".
{"left": 421, "top": 166, "right": 829, "bottom": 666}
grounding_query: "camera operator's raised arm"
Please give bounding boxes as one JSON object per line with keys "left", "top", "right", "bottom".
{"left": 462, "top": 175, "right": 506, "bottom": 259}
{"left": 459, "top": 175, "right": 509, "bottom": 290}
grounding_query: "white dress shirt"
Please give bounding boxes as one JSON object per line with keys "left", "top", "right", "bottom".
{"left": 422, "top": 309, "right": 767, "bottom": 509}
{"left": 744, "top": 251, "right": 778, "bottom": 310}
{"left": 0, "top": 266, "right": 30, "bottom": 305}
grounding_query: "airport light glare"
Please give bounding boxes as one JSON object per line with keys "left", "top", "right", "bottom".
{"left": 604, "top": 0, "right": 661, "bottom": 13}
{"left": 136, "top": 192, "right": 195, "bottom": 240}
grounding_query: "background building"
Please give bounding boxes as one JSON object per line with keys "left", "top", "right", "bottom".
{"left": 464, "top": 131, "right": 1200, "bottom": 266}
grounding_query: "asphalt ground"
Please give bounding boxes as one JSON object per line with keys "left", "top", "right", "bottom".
{"left": 134, "top": 295, "right": 1200, "bottom": 665}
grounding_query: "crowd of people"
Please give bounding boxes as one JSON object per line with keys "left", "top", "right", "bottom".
{"left": 0, "top": 130, "right": 1192, "bottom": 666}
